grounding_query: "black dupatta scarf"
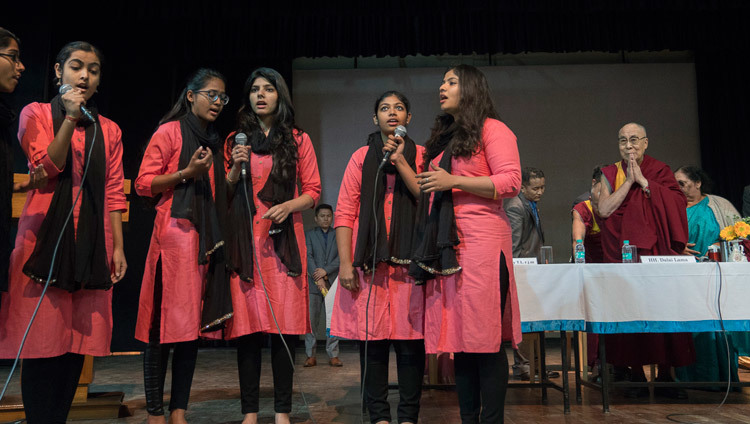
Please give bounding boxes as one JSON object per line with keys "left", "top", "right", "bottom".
{"left": 409, "top": 129, "right": 462, "bottom": 282}
{"left": 352, "top": 131, "right": 418, "bottom": 271}
{"left": 171, "top": 112, "right": 232, "bottom": 332}
{"left": 227, "top": 127, "right": 302, "bottom": 280}
{"left": 0, "top": 95, "right": 17, "bottom": 293}
{"left": 23, "top": 95, "right": 110, "bottom": 292}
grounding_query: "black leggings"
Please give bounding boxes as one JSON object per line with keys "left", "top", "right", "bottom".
{"left": 237, "top": 332, "right": 297, "bottom": 414}
{"left": 454, "top": 252, "right": 511, "bottom": 424}
{"left": 143, "top": 259, "right": 199, "bottom": 416}
{"left": 454, "top": 348, "right": 509, "bottom": 424}
{"left": 21, "top": 352, "right": 85, "bottom": 424}
{"left": 359, "top": 339, "right": 425, "bottom": 423}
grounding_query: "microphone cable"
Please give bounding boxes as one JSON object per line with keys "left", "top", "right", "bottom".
{"left": 0, "top": 122, "right": 99, "bottom": 403}
{"left": 666, "top": 261, "right": 733, "bottom": 423}
{"left": 359, "top": 157, "right": 389, "bottom": 423}
{"left": 238, "top": 170, "right": 317, "bottom": 424}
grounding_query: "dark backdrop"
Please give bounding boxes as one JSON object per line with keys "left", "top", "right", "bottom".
{"left": 5, "top": 0, "right": 750, "bottom": 350}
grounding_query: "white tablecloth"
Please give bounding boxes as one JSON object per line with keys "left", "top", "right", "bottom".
{"left": 515, "top": 262, "right": 750, "bottom": 334}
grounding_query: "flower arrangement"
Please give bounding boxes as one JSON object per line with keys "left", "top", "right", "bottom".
{"left": 720, "top": 217, "right": 750, "bottom": 241}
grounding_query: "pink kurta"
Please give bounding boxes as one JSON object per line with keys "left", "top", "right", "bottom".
{"left": 134, "top": 121, "right": 218, "bottom": 344}
{"left": 330, "top": 145, "right": 425, "bottom": 341}
{"left": 0, "top": 103, "right": 126, "bottom": 359}
{"left": 224, "top": 130, "right": 320, "bottom": 337}
{"left": 424, "top": 118, "right": 522, "bottom": 354}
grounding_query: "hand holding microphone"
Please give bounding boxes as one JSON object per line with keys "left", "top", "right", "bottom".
{"left": 59, "top": 84, "right": 94, "bottom": 121}
{"left": 381, "top": 125, "right": 407, "bottom": 165}
{"left": 233, "top": 132, "right": 249, "bottom": 181}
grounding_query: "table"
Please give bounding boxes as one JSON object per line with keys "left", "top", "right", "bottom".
{"left": 516, "top": 262, "right": 750, "bottom": 412}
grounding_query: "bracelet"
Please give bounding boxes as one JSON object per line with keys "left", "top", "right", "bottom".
{"left": 65, "top": 115, "right": 78, "bottom": 123}
{"left": 642, "top": 185, "right": 651, "bottom": 198}
{"left": 178, "top": 170, "right": 187, "bottom": 184}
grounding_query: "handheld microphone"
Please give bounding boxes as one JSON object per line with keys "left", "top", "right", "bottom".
{"left": 381, "top": 125, "right": 407, "bottom": 166}
{"left": 59, "top": 84, "right": 95, "bottom": 122}
{"left": 235, "top": 132, "right": 248, "bottom": 179}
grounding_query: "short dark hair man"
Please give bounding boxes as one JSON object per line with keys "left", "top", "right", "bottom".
{"left": 304, "top": 204, "right": 342, "bottom": 367}
{"left": 503, "top": 167, "right": 547, "bottom": 380}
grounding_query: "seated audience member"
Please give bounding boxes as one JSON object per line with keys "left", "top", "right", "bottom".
{"left": 672, "top": 166, "right": 750, "bottom": 387}
{"left": 571, "top": 166, "right": 605, "bottom": 263}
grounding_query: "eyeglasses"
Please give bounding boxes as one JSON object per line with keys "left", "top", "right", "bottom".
{"left": 0, "top": 52, "right": 21, "bottom": 65}
{"left": 195, "top": 90, "right": 229, "bottom": 105}
{"left": 618, "top": 136, "right": 646, "bottom": 145}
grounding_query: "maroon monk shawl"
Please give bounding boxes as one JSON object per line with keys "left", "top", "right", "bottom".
{"left": 600, "top": 155, "right": 688, "bottom": 263}
{"left": 599, "top": 154, "right": 694, "bottom": 368}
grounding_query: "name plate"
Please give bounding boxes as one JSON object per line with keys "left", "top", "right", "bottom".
{"left": 640, "top": 255, "right": 696, "bottom": 263}
{"left": 513, "top": 257, "right": 538, "bottom": 265}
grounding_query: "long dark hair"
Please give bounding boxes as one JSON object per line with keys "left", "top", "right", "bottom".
{"left": 676, "top": 165, "right": 712, "bottom": 195}
{"left": 234, "top": 67, "right": 299, "bottom": 182}
{"left": 0, "top": 27, "right": 20, "bottom": 49}
{"left": 424, "top": 65, "right": 500, "bottom": 160}
{"left": 54, "top": 41, "right": 103, "bottom": 86}
{"left": 159, "top": 68, "right": 226, "bottom": 125}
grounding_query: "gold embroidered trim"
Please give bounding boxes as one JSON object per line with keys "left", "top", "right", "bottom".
{"left": 415, "top": 261, "right": 462, "bottom": 276}
{"left": 389, "top": 257, "right": 412, "bottom": 265}
{"left": 206, "top": 240, "right": 226, "bottom": 256}
{"left": 200, "top": 312, "right": 234, "bottom": 333}
{"left": 25, "top": 272, "right": 57, "bottom": 284}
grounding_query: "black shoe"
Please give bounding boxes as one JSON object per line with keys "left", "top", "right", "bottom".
{"left": 624, "top": 387, "right": 649, "bottom": 398}
{"left": 546, "top": 371, "right": 561, "bottom": 379}
{"left": 655, "top": 387, "right": 688, "bottom": 399}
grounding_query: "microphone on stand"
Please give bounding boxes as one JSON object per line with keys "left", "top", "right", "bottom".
{"left": 59, "top": 84, "right": 95, "bottom": 122}
{"left": 234, "top": 132, "right": 248, "bottom": 180}
{"left": 381, "top": 125, "right": 407, "bottom": 166}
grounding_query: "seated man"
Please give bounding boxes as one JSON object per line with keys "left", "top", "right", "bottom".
{"left": 597, "top": 122, "right": 694, "bottom": 398}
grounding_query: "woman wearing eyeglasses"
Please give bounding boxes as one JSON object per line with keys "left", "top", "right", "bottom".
{"left": 223, "top": 67, "right": 320, "bottom": 424}
{"left": 135, "top": 68, "right": 230, "bottom": 424}
{"left": 1, "top": 28, "right": 46, "bottom": 302}
{"left": 0, "top": 40, "right": 126, "bottom": 424}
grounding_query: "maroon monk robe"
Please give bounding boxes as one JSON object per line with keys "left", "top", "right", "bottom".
{"left": 573, "top": 200, "right": 604, "bottom": 264}
{"left": 573, "top": 200, "right": 605, "bottom": 366}
{"left": 600, "top": 154, "right": 695, "bottom": 367}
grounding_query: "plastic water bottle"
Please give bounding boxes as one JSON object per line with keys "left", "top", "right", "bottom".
{"left": 574, "top": 239, "right": 586, "bottom": 263}
{"left": 622, "top": 240, "right": 634, "bottom": 263}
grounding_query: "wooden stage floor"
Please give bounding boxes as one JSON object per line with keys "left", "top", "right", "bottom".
{"left": 1, "top": 341, "right": 749, "bottom": 423}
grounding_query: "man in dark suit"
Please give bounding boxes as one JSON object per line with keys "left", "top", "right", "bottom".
{"left": 503, "top": 167, "right": 546, "bottom": 259}
{"left": 304, "top": 204, "right": 342, "bottom": 367}
{"left": 503, "top": 167, "right": 548, "bottom": 380}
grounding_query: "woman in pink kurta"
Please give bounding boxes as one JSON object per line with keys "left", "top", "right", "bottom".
{"left": 223, "top": 68, "right": 320, "bottom": 424}
{"left": 332, "top": 91, "right": 425, "bottom": 424}
{"left": 0, "top": 41, "right": 126, "bottom": 424}
{"left": 410, "top": 65, "right": 521, "bottom": 424}
{"left": 135, "top": 69, "right": 230, "bottom": 423}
